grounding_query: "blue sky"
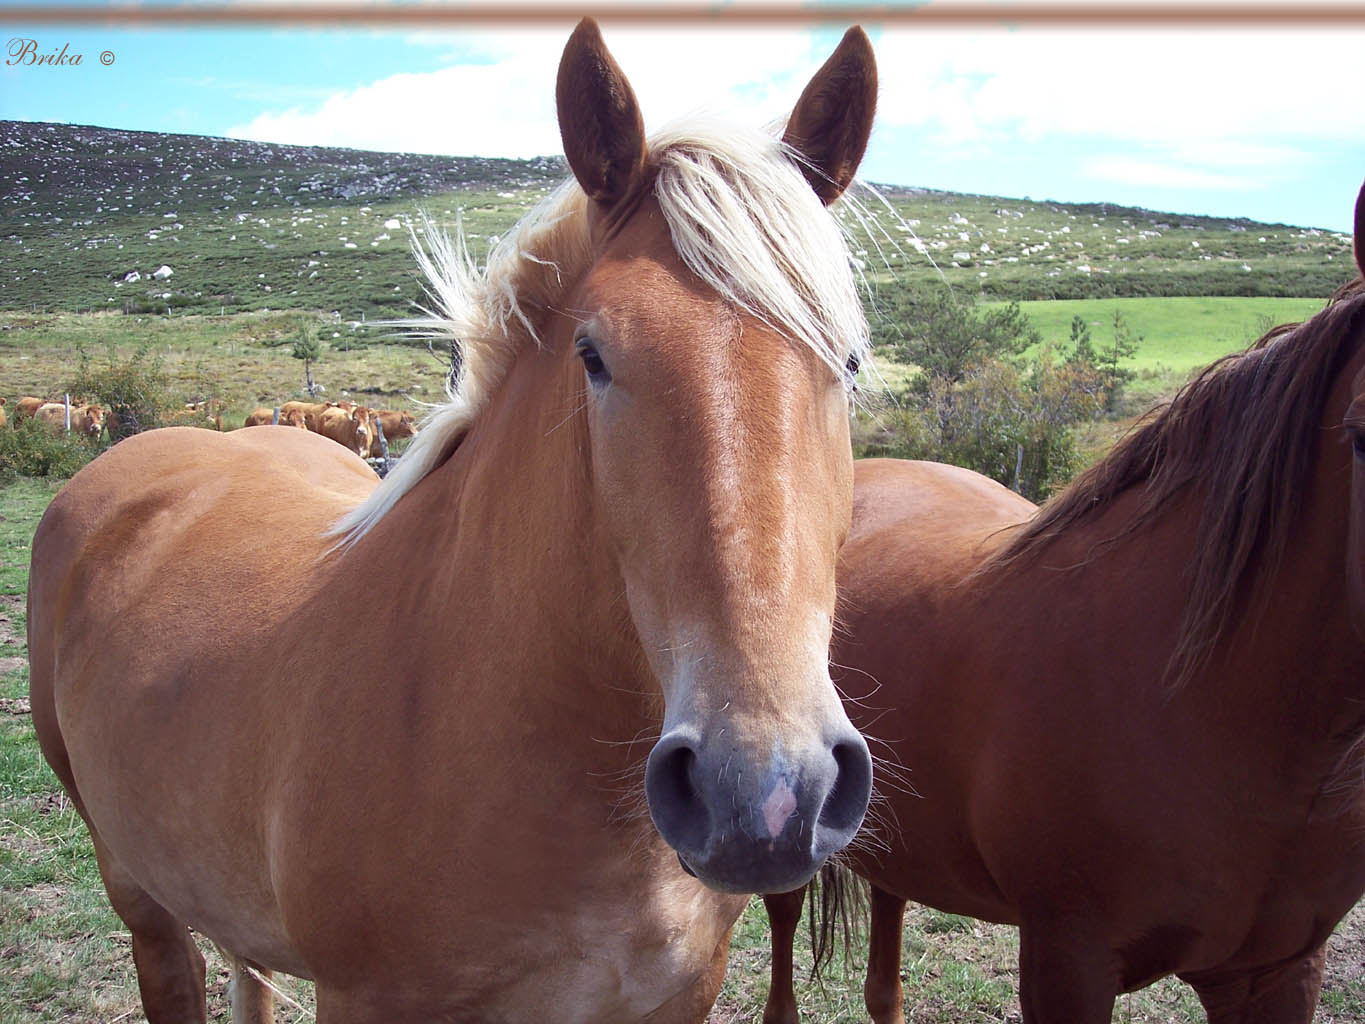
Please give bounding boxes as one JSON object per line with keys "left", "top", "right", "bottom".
{"left": 2, "top": 7, "right": 1363, "bottom": 232}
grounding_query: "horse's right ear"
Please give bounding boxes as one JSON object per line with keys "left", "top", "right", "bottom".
{"left": 556, "top": 18, "right": 647, "bottom": 207}
{"left": 1354, "top": 179, "right": 1364, "bottom": 281}
{"left": 783, "top": 26, "right": 878, "bottom": 205}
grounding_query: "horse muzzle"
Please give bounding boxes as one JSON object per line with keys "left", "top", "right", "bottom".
{"left": 644, "top": 725, "right": 872, "bottom": 894}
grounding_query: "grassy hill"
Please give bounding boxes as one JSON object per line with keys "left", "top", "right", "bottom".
{"left": 860, "top": 186, "right": 1353, "bottom": 301}
{"left": 2, "top": 121, "right": 1354, "bottom": 323}
{"left": 1, "top": 120, "right": 565, "bottom": 320}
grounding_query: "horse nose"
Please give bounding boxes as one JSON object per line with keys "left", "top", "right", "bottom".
{"left": 644, "top": 725, "right": 872, "bottom": 894}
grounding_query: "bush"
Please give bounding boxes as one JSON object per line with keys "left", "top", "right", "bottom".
{"left": 856, "top": 350, "right": 1106, "bottom": 502}
{"left": 67, "top": 343, "right": 175, "bottom": 441}
{"left": 0, "top": 418, "right": 98, "bottom": 482}
{"left": 873, "top": 285, "right": 1039, "bottom": 383}
{"left": 862, "top": 285, "right": 1108, "bottom": 500}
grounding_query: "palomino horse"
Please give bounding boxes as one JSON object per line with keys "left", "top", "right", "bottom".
{"left": 763, "top": 186, "right": 1365, "bottom": 1024}
{"left": 29, "top": 20, "right": 878, "bottom": 1022}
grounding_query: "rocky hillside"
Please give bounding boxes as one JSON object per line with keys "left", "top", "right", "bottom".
{"left": 1, "top": 120, "right": 564, "bottom": 222}
{"left": 1, "top": 121, "right": 1352, "bottom": 320}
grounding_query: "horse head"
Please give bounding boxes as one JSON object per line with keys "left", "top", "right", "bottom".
{"left": 556, "top": 19, "right": 876, "bottom": 894}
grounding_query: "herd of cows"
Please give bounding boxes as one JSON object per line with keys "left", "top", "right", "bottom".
{"left": 0, "top": 395, "right": 106, "bottom": 438}
{"left": 241, "top": 400, "right": 419, "bottom": 461}
{"left": 0, "top": 394, "right": 419, "bottom": 463}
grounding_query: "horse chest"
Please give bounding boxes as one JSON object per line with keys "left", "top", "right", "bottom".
{"left": 436, "top": 871, "right": 744, "bottom": 1021}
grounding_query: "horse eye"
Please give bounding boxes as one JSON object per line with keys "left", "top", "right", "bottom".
{"left": 843, "top": 351, "right": 862, "bottom": 391}
{"left": 576, "top": 339, "right": 611, "bottom": 385}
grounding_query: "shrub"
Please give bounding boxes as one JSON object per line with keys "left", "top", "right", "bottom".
{"left": 0, "top": 418, "right": 98, "bottom": 482}
{"left": 856, "top": 350, "right": 1106, "bottom": 502}
{"left": 873, "top": 285, "right": 1039, "bottom": 383}
{"left": 862, "top": 285, "right": 1108, "bottom": 500}
{"left": 67, "top": 343, "right": 175, "bottom": 441}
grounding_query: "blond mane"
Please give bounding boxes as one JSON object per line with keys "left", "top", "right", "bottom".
{"left": 332, "top": 118, "right": 872, "bottom": 543}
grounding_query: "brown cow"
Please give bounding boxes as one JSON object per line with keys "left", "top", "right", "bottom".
{"left": 34, "top": 402, "right": 105, "bottom": 439}
{"left": 368, "top": 409, "right": 419, "bottom": 458}
{"left": 244, "top": 407, "right": 308, "bottom": 429}
{"left": 0, "top": 398, "right": 6, "bottom": 429}
{"left": 14, "top": 396, "right": 46, "bottom": 421}
{"left": 279, "top": 400, "right": 335, "bottom": 432}
{"left": 315, "top": 404, "right": 373, "bottom": 459}
{"left": 375, "top": 409, "right": 418, "bottom": 442}
{"left": 162, "top": 401, "right": 223, "bottom": 432}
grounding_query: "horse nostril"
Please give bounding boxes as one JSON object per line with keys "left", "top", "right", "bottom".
{"left": 644, "top": 735, "right": 709, "bottom": 853}
{"left": 819, "top": 737, "right": 873, "bottom": 836}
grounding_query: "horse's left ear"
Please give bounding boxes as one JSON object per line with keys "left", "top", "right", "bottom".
{"left": 1354, "top": 178, "right": 1364, "bottom": 281}
{"left": 556, "top": 18, "right": 647, "bottom": 207}
{"left": 782, "top": 26, "right": 878, "bottom": 205}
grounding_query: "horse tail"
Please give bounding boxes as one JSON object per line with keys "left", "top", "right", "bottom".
{"left": 807, "top": 859, "right": 868, "bottom": 984}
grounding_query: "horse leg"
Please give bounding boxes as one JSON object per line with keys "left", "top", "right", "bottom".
{"left": 225, "top": 953, "right": 276, "bottom": 1024}
{"left": 761, "top": 886, "right": 807, "bottom": 1024}
{"left": 863, "top": 885, "right": 907, "bottom": 1024}
{"left": 1181, "top": 945, "right": 1326, "bottom": 1024}
{"left": 1017, "top": 920, "right": 1118, "bottom": 1024}
{"left": 90, "top": 831, "right": 207, "bottom": 1023}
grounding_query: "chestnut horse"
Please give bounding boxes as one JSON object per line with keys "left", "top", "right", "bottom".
{"left": 28, "top": 20, "right": 879, "bottom": 1023}
{"left": 764, "top": 185, "right": 1365, "bottom": 1024}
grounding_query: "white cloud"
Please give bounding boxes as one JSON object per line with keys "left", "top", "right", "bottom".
{"left": 870, "top": 25, "right": 1365, "bottom": 148}
{"left": 220, "top": 18, "right": 1364, "bottom": 227}
{"left": 229, "top": 25, "right": 828, "bottom": 157}
{"left": 1080, "top": 155, "right": 1260, "bottom": 192}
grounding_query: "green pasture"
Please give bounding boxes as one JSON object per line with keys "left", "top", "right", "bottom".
{"left": 1009, "top": 295, "right": 1332, "bottom": 375}
{"left": 2, "top": 294, "right": 1336, "bottom": 434}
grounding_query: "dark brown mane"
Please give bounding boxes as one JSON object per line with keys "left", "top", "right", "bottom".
{"left": 988, "top": 277, "right": 1365, "bottom": 685}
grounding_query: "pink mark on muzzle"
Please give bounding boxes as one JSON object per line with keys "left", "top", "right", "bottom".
{"left": 761, "top": 781, "right": 798, "bottom": 840}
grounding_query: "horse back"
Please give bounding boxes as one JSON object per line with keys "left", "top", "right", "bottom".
{"left": 29, "top": 424, "right": 377, "bottom": 698}
{"left": 844, "top": 459, "right": 1034, "bottom": 597}
{"left": 30, "top": 425, "right": 374, "bottom": 608}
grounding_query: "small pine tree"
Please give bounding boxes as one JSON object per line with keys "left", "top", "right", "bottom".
{"left": 292, "top": 322, "right": 322, "bottom": 396}
{"left": 1068, "top": 314, "right": 1095, "bottom": 364}
{"left": 883, "top": 286, "right": 1040, "bottom": 385}
{"left": 1100, "top": 310, "right": 1142, "bottom": 410}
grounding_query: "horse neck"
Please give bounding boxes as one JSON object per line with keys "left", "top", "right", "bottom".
{"left": 349, "top": 314, "right": 656, "bottom": 746}
{"left": 1076, "top": 350, "right": 1365, "bottom": 766}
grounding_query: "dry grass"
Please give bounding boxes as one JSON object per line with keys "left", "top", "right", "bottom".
{"left": 0, "top": 309, "right": 450, "bottom": 432}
